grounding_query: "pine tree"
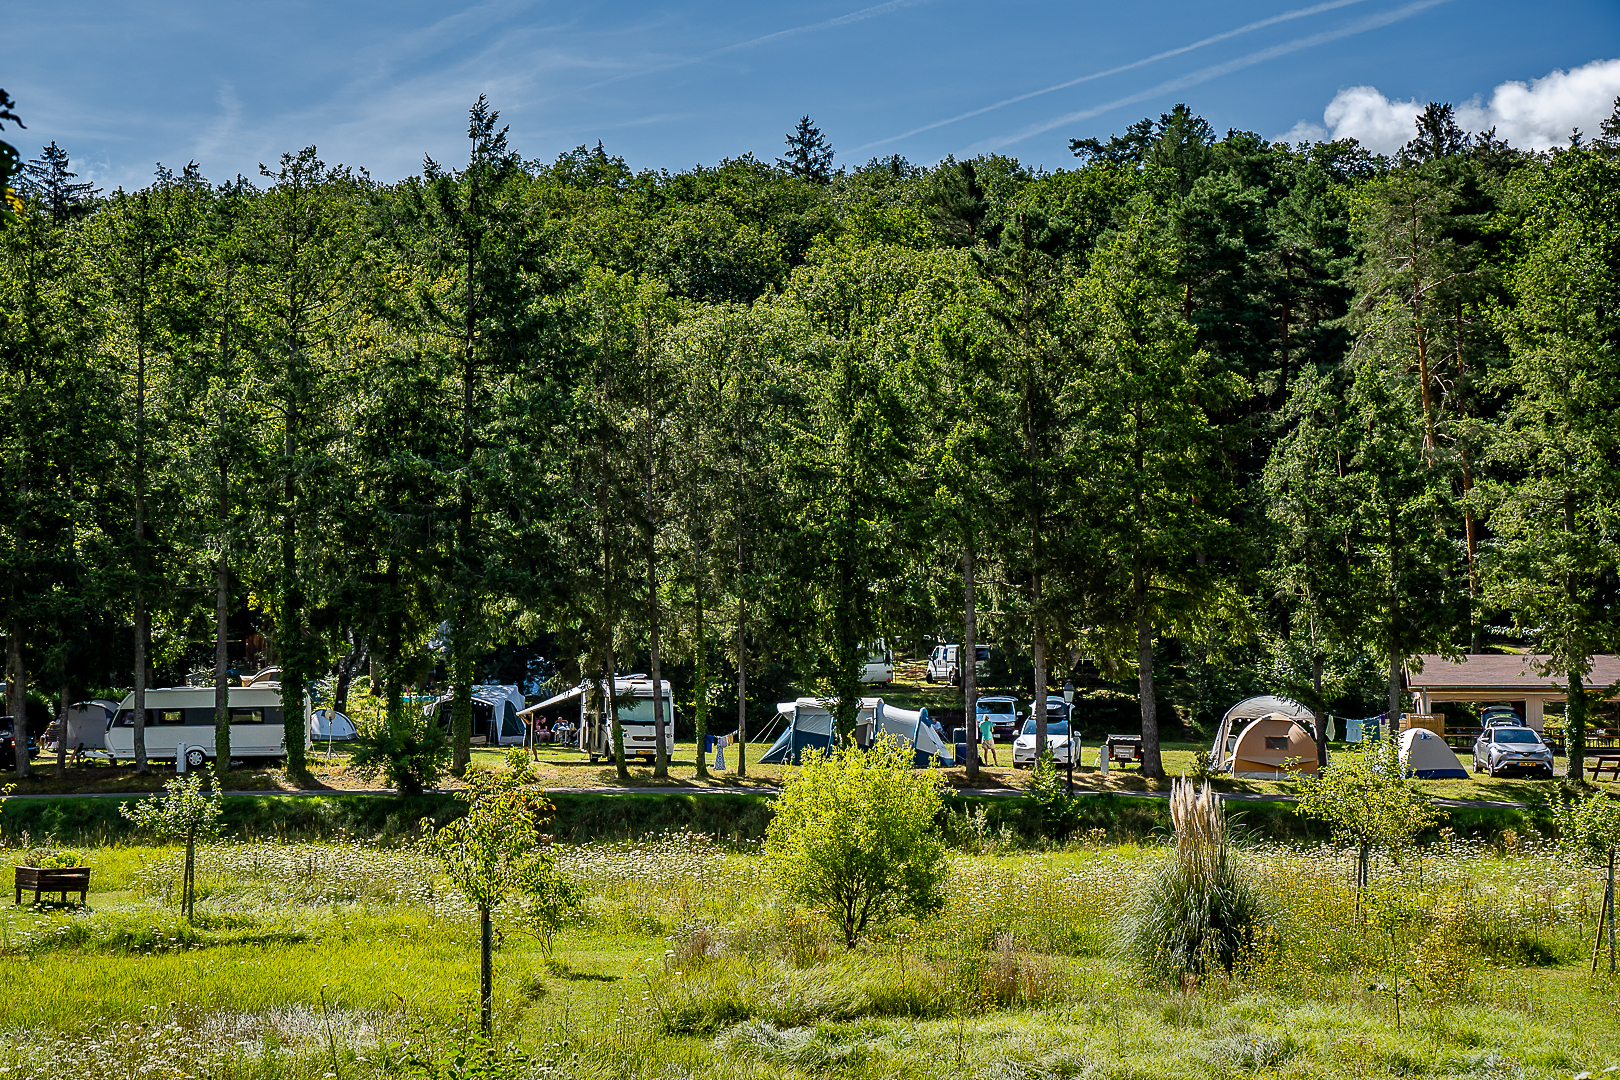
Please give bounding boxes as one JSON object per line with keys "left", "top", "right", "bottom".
{"left": 777, "top": 116, "right": 834, "bottom": 184}
{"left": 21, "top": 143, "right": 99, "bottom": 223}
{"left": 0, "top": 90, "right": 23, "bottom": 227}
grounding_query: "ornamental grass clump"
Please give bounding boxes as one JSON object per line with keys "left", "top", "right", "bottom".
{"left": 1119, "top": 778, "right": 1270, "bottom": 983}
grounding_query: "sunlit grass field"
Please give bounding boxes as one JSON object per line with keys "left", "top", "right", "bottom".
{"left": 6, "top": 828, "right": 1620, "bottom": 1078}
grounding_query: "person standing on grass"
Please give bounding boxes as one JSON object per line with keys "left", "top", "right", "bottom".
{"left": 978, "top": 711, "right": 998, "bottom": 767}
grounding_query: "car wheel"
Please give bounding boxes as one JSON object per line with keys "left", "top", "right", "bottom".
{"left": 185, "top": 747, "right": 207, "bottom": 770}
{"left": 924, "top": 671, "right": 934, "bottom": 684}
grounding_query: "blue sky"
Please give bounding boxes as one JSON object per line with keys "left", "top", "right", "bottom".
{"left": 7, "top": 0, "right": 1620, "bottom": 191}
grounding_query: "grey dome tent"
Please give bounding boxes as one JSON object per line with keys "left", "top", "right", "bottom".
{"left": 311, "top": 708, "right": 358, "bottom": 742}
{"left": 428, "top": 685, "right": 527, "bottom": 746}
{"left": 1398, "top": 728, "right": 1468, "bottom": 779}
{"left": 760, "top": 698, "right": 837, "bottom": 765}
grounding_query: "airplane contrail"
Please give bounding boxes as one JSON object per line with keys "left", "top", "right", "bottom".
{"left": 975, "top": 0, "right": 1453, "bottom": 153}
{"left": 567, "top": 0, "right": 935, "bottom": 98}
{"left": 851, "top": 0, "right": 1373, "bottom": 153}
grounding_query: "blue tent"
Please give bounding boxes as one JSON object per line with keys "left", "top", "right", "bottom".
{"left": 760, "top": 699, "right": 837, "bottom": 764}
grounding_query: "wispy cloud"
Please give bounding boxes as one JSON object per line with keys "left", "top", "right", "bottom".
{"left": 852, "top": 0, "right": 1372, "bottom": 153}
{"left": 973, "top": 0, "right": 1452, "bottom": 153}
{"left": 561, "top": 0, "right": 936, "bottom": 99}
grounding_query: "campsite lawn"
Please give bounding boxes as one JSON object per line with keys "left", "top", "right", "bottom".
{"left": 6, "top": 830, "right": 1620, "bottom": 1078}
{"left": 7, "top": 739, "right": 1582, "bottom": 808}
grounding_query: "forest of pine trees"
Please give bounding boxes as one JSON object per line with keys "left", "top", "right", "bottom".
{"left": 3, "top": 98, "right": 1620, "bottom": 781}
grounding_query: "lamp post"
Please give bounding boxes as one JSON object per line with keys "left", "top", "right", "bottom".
{"left": 1063, "top": 680, "right": 1076, "bottom": 795}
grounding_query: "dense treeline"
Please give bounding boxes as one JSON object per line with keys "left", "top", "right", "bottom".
{"left": 4, "top": 97, "right": 1620, "bottom": 782}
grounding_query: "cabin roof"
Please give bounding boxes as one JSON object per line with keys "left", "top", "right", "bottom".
{"left": 1406, "top": 654, "right": 1620, "bottom": 693}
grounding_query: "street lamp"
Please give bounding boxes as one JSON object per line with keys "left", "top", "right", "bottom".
{"left": 1062, "top": 680, "right": 1076, "bottom": 795}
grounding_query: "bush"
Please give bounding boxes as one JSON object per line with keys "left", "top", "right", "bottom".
{"left": 765, "top": 739, "right": 949, "bottom": 948}
{"left": 1119, "top": 779, "right": 1270, "bottom": 982}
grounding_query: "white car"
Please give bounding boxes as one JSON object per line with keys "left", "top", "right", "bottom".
{"left": 1012, "top": 718, "right": 1079, "bottom": 767}
{"left": 925, "top": 644, "right": 989, "bottom": 685}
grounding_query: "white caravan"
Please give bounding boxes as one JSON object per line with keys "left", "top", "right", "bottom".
{"left": 525, "top": 676, "right": 676, "bottom": 762}
{"left": 105, "top": 685, "right": 311, "bottom": 768}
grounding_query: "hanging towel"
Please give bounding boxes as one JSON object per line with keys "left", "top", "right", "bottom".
{"left": 1346, "top": 716, "right": 1363, "bottom": 743}
{"left": 1327, "top": 716, "right": 1338, "bottom": 742}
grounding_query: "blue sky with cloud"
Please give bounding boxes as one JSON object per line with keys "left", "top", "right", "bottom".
{"left": 7, "top": 0, "right": 1620, "bottom": 191}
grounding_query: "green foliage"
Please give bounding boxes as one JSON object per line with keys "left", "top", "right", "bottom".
{"left": 349, "top": 695, "right": 451, "bottom": 796}
{"left": 764, "top": 739, "right": 949, "bottom": 947}
{"left": 1292, "top": 739, "right": 1442, "bottom": 878}
{"left": 117, "top": 769, "right": 224, "bottom": 844}
{"left": 421, "top": 766, "right": 577, "bottom": 936}
{"left": 1553, "top": 791, "right": 1620, "bottom": 860}
{"left": 1025, "top": 759, "right": 1080, "bottom": 839}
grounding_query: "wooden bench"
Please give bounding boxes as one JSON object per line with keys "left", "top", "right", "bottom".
{"left": 1588, "top": 755, "right": 1620, "bottom": 781}
{"left": 14, "top": 866, "right": 90, "bottom": 906}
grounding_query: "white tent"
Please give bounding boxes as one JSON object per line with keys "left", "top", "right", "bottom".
{"left": 873, "top": 701, "right": 954, "bottom": 767}
{"left": 1399, "top": 728, "right": 1467, "bottom": 779}
{"left": 311, "top": 709, "right": 358, "bottom": 742}
{"left": 1211, "top": 695, "right": 1314, "bottom": 773}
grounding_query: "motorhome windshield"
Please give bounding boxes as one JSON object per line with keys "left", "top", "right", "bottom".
{"left": 615, "top": 698, "right": 674, "bottom": 726}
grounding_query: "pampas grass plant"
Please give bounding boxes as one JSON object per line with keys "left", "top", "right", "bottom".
{"left": 1119, "top": 778, "right": 1270, "bottom": 983}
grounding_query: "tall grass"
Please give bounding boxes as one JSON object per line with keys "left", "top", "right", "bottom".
{"left": 1119, "top": 779, "right": 1270, "bottom": 982}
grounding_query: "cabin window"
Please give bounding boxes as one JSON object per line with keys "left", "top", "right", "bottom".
{"left": 1264, "top": 735, "right": 1289, "bottom": 751}
{"left": 229, "top": 708, "right": 266, "bottom": 725}
{"left": 114, "top": 709, "right": 133, "bottom": 727}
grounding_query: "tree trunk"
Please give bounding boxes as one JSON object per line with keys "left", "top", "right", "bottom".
{"left": 214, "top": 549, "right": 231, "bottom": 772}
{"left": 479, "top": 904, "right": 493, "bottom": 1034}
{"left": 1136, "top": 581, "right": 1162, "bottom": 779}
{"left": 694, "top": 581, "right": 709, "bottom": 780}
{"left": 280, "top": 394, "right": 306, "bottom": 778}
{"left": 451, "top": 632, "right": 473, "bottom": 777}
{"left": 1032, "top": 570, "right": 1047, "bottom": 762}
{"left": 56, "top": 684, "right": 68, "bottom": 777}
{"left": 133, "top": 319, "right": 148, "bottom": 774}
{"left": 649, "top": 554, "right": 667, "bottom": 779}
{"left": 1312, "top": 652, "right": 1328, "bottom": 768}
{"left": 133, "top": 602, "right": 148, "bottom": 773}
{"left": 606, "top": 652, "right": 627, "bottom": 779}
{"left": 333, "top": 636, "right": 362, "bottom": 715}
{"left": 1387, "top": 645, "right": 1403, "bottom": 730}
{"left": 735, "top": 599, "right": 747, "bottom": 777}
{"left": 963, "top": 545, "right": 979, "bottom": 780}
{"left": 1386, "top": 505, "right": 1403, "bottom": 726}
{"left": 1568, "top": 666, "right": 1587, "bottom": 789}
{"left": 7, "top": 630, "right": 27, "bottom": 779}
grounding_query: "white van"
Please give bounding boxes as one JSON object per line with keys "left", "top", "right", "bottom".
{"left": 860, "top": 640, "right": 894, "bottom": 685}
{"left": 105, "top": 685, "right": 310, "bottom": 768}
{"left": 926, "top": 644, "right": 989, "bottom": 685}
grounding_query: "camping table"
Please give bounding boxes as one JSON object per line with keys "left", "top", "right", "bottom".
{"left": 1588, "top": 756, "right": 1620, "bottom": 781}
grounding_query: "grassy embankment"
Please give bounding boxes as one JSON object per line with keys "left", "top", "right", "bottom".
{"left": 4, "top": 831, "right": 1620, "bottom": 1078}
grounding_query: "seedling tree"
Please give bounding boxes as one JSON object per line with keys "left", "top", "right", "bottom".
{"left": 119, "top": 768, "right": 224, "bottom": 922}
{"left": 1554, "top": 792, "right": 1620, "bottom": 973}
{"left": 1293, "top": 738, "right": 1440, "bottom": 911}
{"left": 765, "top": 738, "right": 949, "bottom": 948}
{"left": 421, "top": 762, "right": 576, "bottom": 1033}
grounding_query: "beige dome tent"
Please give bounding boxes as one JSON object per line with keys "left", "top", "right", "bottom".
{"left": 1211, "top": 695, "right": 1318, "bottom": 778}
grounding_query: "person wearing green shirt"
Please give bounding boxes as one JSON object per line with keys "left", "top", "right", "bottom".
{"left": 977, "top": 712, "right": 998, "bottom": 766}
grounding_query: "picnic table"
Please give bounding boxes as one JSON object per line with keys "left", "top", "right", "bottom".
{"left": 1588, "top": 755, "right": 1620, "bottom": 781}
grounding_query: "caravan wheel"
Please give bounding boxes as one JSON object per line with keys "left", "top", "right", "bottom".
{"left": 185, "top": 747, "right": 207, "bottom": 770}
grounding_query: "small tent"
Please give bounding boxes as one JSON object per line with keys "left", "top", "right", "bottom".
{"left": 1399, "top": 727, "right": 1467, "bottom": 779}
{"left": 311, "top": 709, "right": 358, "bottom": 742}
{"left": 760, "top": 698, "right": 836, "bottom": 764}
{"left": 429, "top": 685, "right": 527, "bottom": 746}
{"left": 1225, "top": 713, "right": 1320, "bottom": 779}
{"left": 1212, "top": 695, "right": 1315, "bottom": 774}
{"left": 872, "top": 701, "right": 954, "bottom": 767}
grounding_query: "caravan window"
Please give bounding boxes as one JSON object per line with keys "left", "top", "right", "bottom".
{"left": 155, "top": 709, "right": 185, "bottom": 725}
{"left": 230, "top": 708, "right": 267, "bottom": 725}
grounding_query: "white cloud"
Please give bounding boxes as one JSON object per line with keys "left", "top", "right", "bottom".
{"left": 1279, "top": 57, "right": 1620, "bottom": 154}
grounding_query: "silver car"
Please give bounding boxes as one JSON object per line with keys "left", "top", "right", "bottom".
{"left": 1472, "top": 724, "right": 1554, "bottom": 778}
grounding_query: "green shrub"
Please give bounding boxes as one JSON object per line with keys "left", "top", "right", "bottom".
{"left": 765, "top": 739, "right": 948, "bottom": 948}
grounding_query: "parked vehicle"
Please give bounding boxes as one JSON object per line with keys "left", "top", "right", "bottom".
{"left": 860, "top": 640, "right": 894, "bottom": 685}
{"left": 0, "top": 717, "right": 37, "bottom": 767}
{"left": 1012, "top": 718, "right": 1078, "bottom": 766}
{"left": 974, "top": 695, "right": 1023, "bottom": 739}
{"left": 528, "top": 676, "right": 676, "bottom": 762}
{"left": 104, "top": 685, "right": 309, "bottom": 767}
{"left": 1472, "top": 724, "right": 1555, "bottom": 778}
{"left": 925, "top": 644, "right": 989, "bottom": 685}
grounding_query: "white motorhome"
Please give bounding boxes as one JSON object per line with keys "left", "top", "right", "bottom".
{"left": 104, "top": 685, "right": 310, "bottom": 768}
{"left": 525, "top": 676, "right": 676, "bottom": 762}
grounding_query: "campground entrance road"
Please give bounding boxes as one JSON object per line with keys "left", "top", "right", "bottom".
{"left": 0, "top": 784, "right": 1531, "bottom": 809}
